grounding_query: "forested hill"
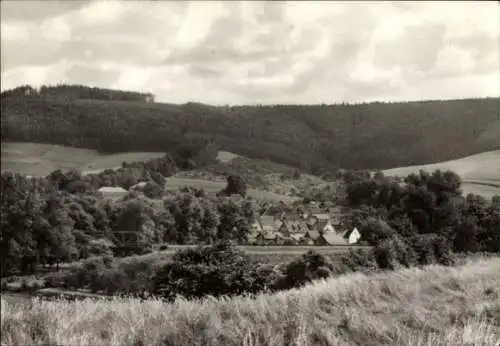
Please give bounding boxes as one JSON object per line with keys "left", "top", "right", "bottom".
{"left": 1, "top": 84, "right": 499, "bottom": 173}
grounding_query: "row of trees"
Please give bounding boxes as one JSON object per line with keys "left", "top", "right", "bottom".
{"left": 1, "top": 84, "right": 155, "bottom": 103}
{"left": 343, "top": 169, "right": 500, "bottom": 254}
{"left": 0, "top": 168, "right": 255, "bottom": 275}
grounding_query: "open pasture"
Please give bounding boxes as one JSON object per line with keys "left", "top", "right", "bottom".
{"left": 383, "top": 150, "right": 500, "bottom": 198}
{"left": 166, "top": 177, "right": 298, "bottom": 202}
{"left": 1, "top": 141, "right": 165, "bottom": 176}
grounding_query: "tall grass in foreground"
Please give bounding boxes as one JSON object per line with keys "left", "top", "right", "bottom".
{"left": 2, "top": 258, "right": 500, "bottom": 346}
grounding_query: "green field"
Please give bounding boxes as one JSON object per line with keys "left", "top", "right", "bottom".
{"left": 383, "top": 150, "right": 500, "bottom": 199}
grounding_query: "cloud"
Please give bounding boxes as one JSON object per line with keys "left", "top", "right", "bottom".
{"left": 1, "top": 0, "right": 499, "bottom": 104}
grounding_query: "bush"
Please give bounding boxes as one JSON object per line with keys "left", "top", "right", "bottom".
{"left": 152, "top": 241, "right": 275, "bottom": 301}
{"left": 47, "top": 255, "right": 156, "bottom": 297}
{"left": 338, "top": 248, "right": 378, "bottom": 274}
{"left": 143, "top": 182, "right": 165, "bottom": 199}
{"left": 281, "top": 251, "right": 335, "bottom": 288}
{"left": 374, "top": 235, "right": 418, "bottom": 270}
{"left": 411, "top": 234, "right": 455, "bottom": 266}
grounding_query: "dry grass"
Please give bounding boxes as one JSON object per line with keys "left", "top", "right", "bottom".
{"left": 383, "top": 150, "right": 500, "bottom": 199}
{"left": 1, "top": 141, "right": 165, "bottom": 177}
{"left": 2, "top": 258, "right": 499, "bottom": 346}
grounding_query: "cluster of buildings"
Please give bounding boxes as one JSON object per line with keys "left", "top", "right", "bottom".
{"left": 247, "top": 206, "right": 361, "bottom": 246}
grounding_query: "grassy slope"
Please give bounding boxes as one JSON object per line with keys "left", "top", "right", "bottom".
{"left": 2, "top": 258, "right": 499, "bottom": 346}
{"left": 383, "top": 150, "right": 500, "bottom": 199}
{"left": 1, "top": 141, "right": 166, "bottom": 176}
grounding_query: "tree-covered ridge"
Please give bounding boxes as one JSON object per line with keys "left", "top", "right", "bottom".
{"left": 1, "top": 84, "right": 155, "bottom": 103}
{"left": 2, "top": 84, "right": 499, "bottom": 172}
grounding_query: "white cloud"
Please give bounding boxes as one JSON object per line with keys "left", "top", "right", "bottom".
{"left": 1, "top": 0, "right": 499, "bottom": 104}
{"left": 40, "top": 16, "right": 71, "bottom": 41}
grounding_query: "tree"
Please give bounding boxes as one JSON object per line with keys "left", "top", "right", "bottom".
{"left": 282, "top": 251, "right": 334, "bottom": 288}
{"left": 163, "top": 192, "right": 220, "bottom": 244}
{"left": 359, "top": 218, "right": 396, "bottom": 246}
{"left": 142, "top": 182, "right": 165, "bottom": 199}
{"left": 221, "top": 175, "right": 247, "bottom": 197}
{"left": 152, "top": 241, "right": 272, "bottom": 300}
{"left": 216, "top": 197, "right": 256, "bottom": 243}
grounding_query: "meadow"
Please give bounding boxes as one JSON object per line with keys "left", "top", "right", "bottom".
{"left": 383, "top": 150, "right": 500, "bottom": 199}
{"left": 1, "top": 141, "right": 165, "bottom": 177}
{"left": 2, "top": 257, "right": 499, "bottom": 346}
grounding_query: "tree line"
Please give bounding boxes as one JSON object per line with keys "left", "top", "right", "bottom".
{"left": 342, "top": 169, "right": 500, "bottom": 262}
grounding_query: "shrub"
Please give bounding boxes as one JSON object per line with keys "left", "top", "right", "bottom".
{"left": 143, "top": 182, "right": 165, "bottom": 199}
{"left": 87, "top": 238, "right": 115, "bottom": 258}
{"left": 281, "top": 251, "right": 335, "bottom": 288}
{"left": 338, "top": 248, "right": 378, "bottom": 274}
{"left": 374, "top": 235, "right": 418, "bottom": 270}
{"left": 152, "top": 241, "right": 275, "bottom": 300}
{"left": 411, "top": 234, "right": 455, "bottom": 266}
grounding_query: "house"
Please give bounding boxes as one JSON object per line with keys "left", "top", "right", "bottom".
{"left": 300, "top": 237, "right": 314, "bottom": 245}
{"left": 97, "top": 186, "right": 128, "bottom": 200}
{"left": 251, "top": 220, "right": 263, "bottom": 233}
{"left": 344, "top": 227, "right": 361, "bottom": 244}
{"left": 130, "top": 181, "right": 148, "bottom": 191}
{"left": 246, "top": 226, "right": 262, "bottom": 244}
{"left": 278, "top": 220, "right": 309, "bottom": 237}
{"left": 314, "top": 232, "right": 348, "bottom": 246}
{"left": 276, "top": 233, "right": 299, "bottom": 245}
{"left": 259, "top": 215, "right": 282, "bottom": 231}
{"left": 307, "top": 213, "right": 328, "bottom": 225}
{"left": 318, "top": 220, "right": 336, "bottom": 234}
{"left": 328, "top": 207, "right": 343, "bottom": 226}
{"left": 307, "top": 214, "right": 336, "bottom": 234}
{"left": 255, "top": 231, "right": 283, "bottom": 245}
{"left": 289, "top": 233, "right": 305, "bottom": 242}
{"left": 304, "top": 230, "right": 321, "bottom": 241}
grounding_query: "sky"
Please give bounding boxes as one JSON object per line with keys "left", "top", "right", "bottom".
{"left": 1, "top": 1, "right": 499, "bottom": 105}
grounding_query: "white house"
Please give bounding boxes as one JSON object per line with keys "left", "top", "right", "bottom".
{"left": 97, "top": 186, "right": 128, "bottom": 200}
{"left": 347, "top": 227, "right": 361, "bottom": 244}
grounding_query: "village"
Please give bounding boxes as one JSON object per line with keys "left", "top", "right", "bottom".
{"left": 248, "top": 204, "right": 361, "bottom": 246}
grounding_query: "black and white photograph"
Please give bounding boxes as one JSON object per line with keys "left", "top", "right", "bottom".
{"left": 1, "top": 1, "right": 499, "bottom": 345}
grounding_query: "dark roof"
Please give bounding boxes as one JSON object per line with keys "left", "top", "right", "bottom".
{"left": 282, "top": 220, "right": 309, "bottom": 233}
{"left": 312, "top": 214, "right": 330, "bottom": 220}
{"left": 319, "top": 232, "right": 347, "bottom": 245}
{"left": 305, "top": 230, "right": 321, "bottom": 240}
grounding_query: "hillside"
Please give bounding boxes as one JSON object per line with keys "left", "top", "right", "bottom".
{"left": 383, "top": 150, "right": 500, "bottom": 199}
{"left": 2, "top": 85, "right": 499, "bottom": 172}
{"left": 2, "top": 257, "right": 499, "bottom": 346}
{"left": 1, "top": 141, "right": 166, "bottom": 176}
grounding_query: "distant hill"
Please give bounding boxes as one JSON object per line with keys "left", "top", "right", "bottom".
{"left": 383, "top": 150, "right": 500, "bottom": 199}
{"left": 2, "top": 84, "right": 499, "bottom": 173}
